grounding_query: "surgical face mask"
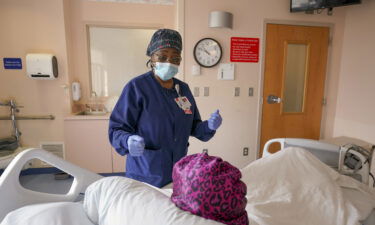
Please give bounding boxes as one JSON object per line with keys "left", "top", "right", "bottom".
{"left": 154, "top": 62, "right": 179, "bottom": 81}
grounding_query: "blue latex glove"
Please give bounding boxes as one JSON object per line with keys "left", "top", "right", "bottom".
{"left": 127, "top": 135, "right": 145, "bottom": 157}
{"left": 208, "top": 109, "right": 222, "bottom": 131}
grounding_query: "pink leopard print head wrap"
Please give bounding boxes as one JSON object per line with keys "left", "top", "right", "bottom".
{"left": 171, "top": 153, "right": 249, "bottom": 225}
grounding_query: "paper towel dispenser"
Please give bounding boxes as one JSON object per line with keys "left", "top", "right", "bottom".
{"left": 26, "top": 53, "right": 58, "bottom": 80}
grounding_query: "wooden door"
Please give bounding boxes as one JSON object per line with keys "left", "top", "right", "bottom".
{"left": 260, "top": 24, "right": 329, "bottom": 156}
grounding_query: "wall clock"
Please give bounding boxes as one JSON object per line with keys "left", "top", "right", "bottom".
{"left": 193, "top": 38, "right": 222, "bottom": 68}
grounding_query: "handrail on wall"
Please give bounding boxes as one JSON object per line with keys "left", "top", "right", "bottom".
{"left": 0, "top": 115, "right": 55, "bottom": 120}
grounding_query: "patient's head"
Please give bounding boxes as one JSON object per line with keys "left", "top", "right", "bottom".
{"left": 171, "top": 153, "right": 249, "bottom": 225}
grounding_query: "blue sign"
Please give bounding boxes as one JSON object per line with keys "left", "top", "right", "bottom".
{"left": 3, "top": 58, "right": 22, "bottom": 69}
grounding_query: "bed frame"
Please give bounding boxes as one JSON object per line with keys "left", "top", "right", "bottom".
{"left": 0, "top": 148, "right": 102, "bottom": 221}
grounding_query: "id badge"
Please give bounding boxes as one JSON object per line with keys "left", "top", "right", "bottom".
{"left": 184, "top": 109, "right": 192, "bottom": 114}
{"left": 180, "top": 96, "right": 192, "bottom": 109}
{"left": 174, "top": 96, "right": 192, "bottom": 114}
{"left": 174, "top": 97, "right": 184, "bottom": 108}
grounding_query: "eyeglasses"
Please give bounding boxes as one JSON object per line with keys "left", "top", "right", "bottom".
{"left": 154, "top": 54, "right": 182, "bottom": 65}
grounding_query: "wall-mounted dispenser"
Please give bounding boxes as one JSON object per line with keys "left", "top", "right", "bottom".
{"left": 71, "top": 82, "right": 81, "bottom": 101}
{"left": 26, "top": 53, "right": 58, "bottom": 80}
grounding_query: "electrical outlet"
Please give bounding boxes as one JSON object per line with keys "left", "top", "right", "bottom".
{"left": 248, "top": 87, "right": 254, "bottom": 96}
{"left": 243, "top": 147, "right": 249, "bottom": 156}
{"left": 204, "top": 87, "right": 209, "bottom": 96}
{"left": 193, "top": 87, "right": 200, "bottom": 97}
{"left": 234, "top": 87, "right": 240, "bottom": 97}
{"left": 202, "top": 148, "right": 208, "bottom": 154}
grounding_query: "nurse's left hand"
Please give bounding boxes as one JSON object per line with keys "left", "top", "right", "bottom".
{"left": 127, "top": 135, "right": 145, "bottom": 157}
{"left": 208, "top": 109, "right": 222, "bottom": 131}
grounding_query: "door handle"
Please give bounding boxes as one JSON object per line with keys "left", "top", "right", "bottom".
{"left": 267, "top": 95, "right": 282, "bottom": 104}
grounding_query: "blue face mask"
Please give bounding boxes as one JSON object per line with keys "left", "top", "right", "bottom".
{"left": 154, "top": 62, "right": 179, "bottom": 81}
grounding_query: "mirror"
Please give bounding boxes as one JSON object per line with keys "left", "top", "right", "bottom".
{"left": 88, "top": 26, "right": 157, "bottom": 97}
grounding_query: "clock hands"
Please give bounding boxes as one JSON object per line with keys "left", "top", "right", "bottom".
{"left": 204, "top": 49, "right": 211, "bottom": 56}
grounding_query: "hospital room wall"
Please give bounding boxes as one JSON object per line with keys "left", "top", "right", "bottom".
{"left": 0, "top": 0, "right": 71, "bottom": 147}
{"left": 1, "top": 0, "right": 373, "bottom": 171}
{"left": 183, "top": 0, "right": 349, "bottom": 168}
{"left": 332, "top": 1, "right": 375, "bottom": 146}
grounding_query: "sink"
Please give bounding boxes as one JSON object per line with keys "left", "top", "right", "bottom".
{"left": 0, "top": 146, "right": 31, "bottom": 169}
{"left": 0, "top": 150, "right": 14, "bottom": 158}
{"left": 0, "top": 137, "right": 19, "bottom": 151}
{"left": 76, "top": 110, "right": 108, "bottom": 116}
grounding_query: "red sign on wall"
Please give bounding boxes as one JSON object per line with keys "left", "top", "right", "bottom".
{"left": 230, "top": 37, "right": 259, "bottom": 63}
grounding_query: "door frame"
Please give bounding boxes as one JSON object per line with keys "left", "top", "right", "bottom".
{"left": 256, "top": 20, "right": 335, "bottom": 159}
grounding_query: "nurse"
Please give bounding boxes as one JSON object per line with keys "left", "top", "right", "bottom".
{"left": 108, "top": 28, "right": 222, "bottom": 188}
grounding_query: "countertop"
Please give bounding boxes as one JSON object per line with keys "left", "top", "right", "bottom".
{"left": 64, "top": 113, "right": 110, "bottom": 121}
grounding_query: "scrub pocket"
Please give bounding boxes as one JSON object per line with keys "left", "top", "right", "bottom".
{"left": 142, "top": 148, "right": 166, "bottom": 171}
{"left": 126, "top": 149, "right": 173, "bottom": 187}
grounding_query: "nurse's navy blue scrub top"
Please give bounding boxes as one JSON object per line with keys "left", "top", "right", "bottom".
{"left": 109, "top": 71, "right": 215, "bottom": 188}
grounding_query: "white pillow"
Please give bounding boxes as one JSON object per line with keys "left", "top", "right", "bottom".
{"left": 83, "top": 176, "right": 222, "bottom": 225}
{"left": 0, "top": 202, "right": 94, "bottom": 225}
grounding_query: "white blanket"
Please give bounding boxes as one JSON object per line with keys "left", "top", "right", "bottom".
{"left": 241, "top": 147, "right": 375, "bottom": 225}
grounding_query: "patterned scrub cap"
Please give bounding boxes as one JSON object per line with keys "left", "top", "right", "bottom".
{"left": 146, "top": 29, "right": 182, "bottom": 56}
{"left": 171, "top": 153, "right": 249, "bottom": 225}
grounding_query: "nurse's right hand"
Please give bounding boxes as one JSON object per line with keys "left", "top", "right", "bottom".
{"left": 127, "top": 135, "right": 145, "bottom": 157}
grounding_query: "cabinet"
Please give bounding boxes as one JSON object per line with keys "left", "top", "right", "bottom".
{"left": 64, "top": 116, "right": 126, "bottom": 173}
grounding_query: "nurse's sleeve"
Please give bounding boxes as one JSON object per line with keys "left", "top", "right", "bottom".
{"left": 189, "top": 94, "right": 216, "bottom": 142}
{"left": 108, "top": 82, "right": 142, "bottom": 156}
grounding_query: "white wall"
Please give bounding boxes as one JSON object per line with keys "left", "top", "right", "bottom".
{"left": 333, "top": 0, "right": 375, "bottom": 144}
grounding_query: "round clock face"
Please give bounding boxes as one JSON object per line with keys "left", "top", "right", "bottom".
{"left": 193, "top": 38, "right": 222, "bottom": 68}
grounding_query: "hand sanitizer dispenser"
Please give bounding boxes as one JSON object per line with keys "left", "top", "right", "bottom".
{"left": 71, "top": 82, "right": 81, "bottom": 101}
{"left": 26, "top": 53, "right": 58, "bottom": 80}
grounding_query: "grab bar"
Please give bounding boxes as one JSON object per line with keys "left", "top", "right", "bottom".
{"left": 0, "top": 115, "right": 55, "bottom": 120}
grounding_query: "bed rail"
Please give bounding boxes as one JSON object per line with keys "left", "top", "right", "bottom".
{"left": 262, "top": 138, "right": 341, "bottom": 168}
{"left": 0, "top": 148, "right": 102, "bottom": 222}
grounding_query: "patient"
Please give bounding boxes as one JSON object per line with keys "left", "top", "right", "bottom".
{"left": 171, "top": 153, "right": 249, "bottom": 225}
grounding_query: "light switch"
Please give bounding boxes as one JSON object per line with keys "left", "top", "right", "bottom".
{"left": 204, "top": 87, "right": 209, "bottom": 96}
{"left": 249, "top": 87, "right": 254, "bottom": 96}
{"left": 234, "top": 87, "right": 240, "bottom": 97}
{"left": 193, "top": 87, "right": 200, "bottom": 97}
{"left": 191, "top": 65, "right": 201, "bottom": 76}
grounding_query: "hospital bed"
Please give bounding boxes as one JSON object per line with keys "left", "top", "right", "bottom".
{"left": 1, "top": 140, "right": 375, "bottom": 225}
